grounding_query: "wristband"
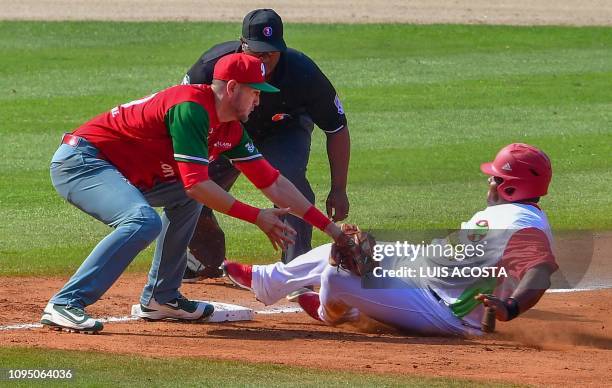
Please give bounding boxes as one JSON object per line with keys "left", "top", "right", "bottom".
{"left": 227, "top": 200, "right": 260, "bottom": 224}
{"left": 504, "top": 297, "right": 520, "bottom": 321}
{"left": 303, "top": 206, "right": 332, "bottom": 231}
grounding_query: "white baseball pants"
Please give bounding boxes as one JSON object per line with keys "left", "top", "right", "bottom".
{"left": 251, "top": 243, "right": 480, "bottom": 336}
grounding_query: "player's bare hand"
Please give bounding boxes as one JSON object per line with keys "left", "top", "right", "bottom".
{"left": 475, "top": 293, "right": 510, "bottom": 321}
{"left": 326, "top": 188, "right": 349, "bottom": 222}
{"left": 256, "top": 208, "right": 296, "bottom": 251}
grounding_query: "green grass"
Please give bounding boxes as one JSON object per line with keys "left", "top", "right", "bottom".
{"left": 0, "top": 347, "right": 511, "bottom": 387}
{"left": 0, "top": 22, "right": 611, "bottom": 276}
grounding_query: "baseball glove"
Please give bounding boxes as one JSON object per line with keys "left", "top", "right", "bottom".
{"left": 329, "top": 224, "right": 378, "bottom": 277}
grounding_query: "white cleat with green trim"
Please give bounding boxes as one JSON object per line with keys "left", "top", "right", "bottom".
{"left": 40, "top": 303, "right": 104, "bottom": 334}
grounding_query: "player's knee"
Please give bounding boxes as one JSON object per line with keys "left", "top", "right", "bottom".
{"left": 191, "top": 213, "right": 224, "bottom": 246}
{"left": 124, "top": 206, "right": 162, "bottom": 244}
{"left": 321, "top": 265, "right": 344, "bottom": 293}
{"left": 320, "top": 269, "right": 356, "bottom": 325}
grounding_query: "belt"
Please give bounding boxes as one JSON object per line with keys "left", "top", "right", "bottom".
{"left": 61, "top": 133, "right": 82, "bottom": 146}
{"left": 428, "top": 286, "right": 483, "bottom": 331}
{"left": 60, "top": 134, "right": 107, "bottom": 162}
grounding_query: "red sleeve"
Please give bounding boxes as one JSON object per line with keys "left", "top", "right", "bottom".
{"left": 234, "top": 158, "right": 280, "bottom": 189}
{"left": 499, "top": 228, "right": 558, "bottom": 280}
{"left": 177, "top": 161, "right": 209, "bottom": 189}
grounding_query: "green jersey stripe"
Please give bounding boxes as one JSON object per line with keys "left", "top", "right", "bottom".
{"left": 174, "top": 154, "right": 209, "bottom": 163}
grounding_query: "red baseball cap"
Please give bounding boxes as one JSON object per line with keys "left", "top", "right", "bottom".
{"left": 213, "top": 53, "right": 279, "bottom": 93}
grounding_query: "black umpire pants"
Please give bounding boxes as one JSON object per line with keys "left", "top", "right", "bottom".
{"left": 188, "top": 118, "right": 316, "bottom": 266}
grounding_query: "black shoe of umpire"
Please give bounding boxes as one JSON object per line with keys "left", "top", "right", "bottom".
{"left": 183, "top": 265, "right": 224, "bottom": 283}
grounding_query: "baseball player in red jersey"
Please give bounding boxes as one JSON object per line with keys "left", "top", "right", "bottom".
{"left": 224, "top": 144, "right": 559, "bottom": 336}
{"left": 41, "top": 53, "right": 349, "bottom": 333}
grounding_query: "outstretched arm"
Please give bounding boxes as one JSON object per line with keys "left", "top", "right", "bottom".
{"left": 185, "top": 179, "right": 295, "bottom": 251}
{"left": 260, "top": 175, "right": 344, "bottom": 241}
{"left": 235, "top": 160, "right": 345, "bottom": 243}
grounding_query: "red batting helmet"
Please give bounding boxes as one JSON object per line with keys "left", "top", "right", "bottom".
{"left": 480, "top": 143, "right": 552, "bottom": 202}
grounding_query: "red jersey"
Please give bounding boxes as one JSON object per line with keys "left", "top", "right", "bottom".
{"left": 72, "top": 84, "right": 261, "bottom": 190}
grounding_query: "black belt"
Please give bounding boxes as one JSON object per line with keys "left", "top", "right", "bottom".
{"left": 428, "top": 286, "right": 442, "bottom": 302}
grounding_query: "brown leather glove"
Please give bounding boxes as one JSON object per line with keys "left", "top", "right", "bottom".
{"left": 329, "top": 224, "right": 378, "bottom": 276}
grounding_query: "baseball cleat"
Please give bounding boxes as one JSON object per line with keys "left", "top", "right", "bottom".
{"left": 222, "top": 261, "right": 253, "bottom": 290}
{"left": 137, "top": 296, "right": 214, "bottom": 322}
{"left": 297, "top": 291, "right": 323, "bottom": 322}
{"left": 40, "top": 303, "right": 104, "bottom": 333}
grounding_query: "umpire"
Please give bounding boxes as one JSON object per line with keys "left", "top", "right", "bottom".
{"left": 182, "top": 9, "right": 350, "bottom": 280}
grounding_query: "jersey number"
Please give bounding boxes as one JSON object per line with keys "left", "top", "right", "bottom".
{"left": 111, "top": 93, "right": 158, "bottom": 117}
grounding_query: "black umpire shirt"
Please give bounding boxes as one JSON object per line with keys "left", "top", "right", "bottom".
{"left": 183, "top": 41, "right": 347, "bottom": 141}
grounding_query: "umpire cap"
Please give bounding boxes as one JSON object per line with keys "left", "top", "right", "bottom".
{"left": 242, "top": 9, "right": 287, "bottom": 52}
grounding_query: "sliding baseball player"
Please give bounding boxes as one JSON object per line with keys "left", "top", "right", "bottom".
{"left": 223, "top": 143, "right": 559, "bottom": 336}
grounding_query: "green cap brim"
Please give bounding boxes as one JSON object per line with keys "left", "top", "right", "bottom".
{"left": 247, "top": 82, "right": 280, "bottom": 93}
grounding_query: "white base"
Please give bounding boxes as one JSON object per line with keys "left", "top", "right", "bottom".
{"left": 131, "top": 301, "right": 254, "bottom": 323}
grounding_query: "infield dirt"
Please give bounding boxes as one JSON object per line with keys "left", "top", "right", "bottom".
{"left": 1, "top": 275, "right": 611, "bottom": 386}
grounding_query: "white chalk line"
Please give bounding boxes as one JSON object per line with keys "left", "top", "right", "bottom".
{"left": 546, "top": 285, "right": 612, "bottom": 293}
{"left": 0, "top": 306, "right": 303, "bottom": 332}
